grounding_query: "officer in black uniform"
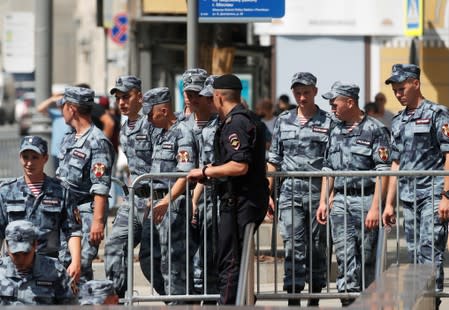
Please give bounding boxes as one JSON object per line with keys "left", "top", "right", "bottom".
{"left": 187, "top": 74, "right": 269, "bottom": 304}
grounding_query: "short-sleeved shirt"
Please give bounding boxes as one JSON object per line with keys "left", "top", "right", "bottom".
{"left": 214, "top": 104, "right": 268, "bottom": 199}
{"left": 0, "top": 254, "right": 77, "bottom": 305}
{"left": 390, "top": 99, "right": 449, "bottom": 202}
{"left": 150, "top": 119, "right": 197, "bottom": 189}
{"left": 0, "top": 176, "right": 82, "bottom": 256}
{"left": 268, "top": 106, "right": 333, "bottom": 193}
{"left": 323, "top": 114, "right": 392, "bottom": 190}
{"left": 57, "top": 125, "right": 114, "bottom": 202}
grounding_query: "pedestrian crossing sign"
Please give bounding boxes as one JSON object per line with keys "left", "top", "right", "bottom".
{"left": 405, "top": 0, "right": 423, "bottom": 37}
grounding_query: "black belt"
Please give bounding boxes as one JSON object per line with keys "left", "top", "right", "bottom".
{"left": 78, "top": 196, "right": 93, "bottom": 205}
{"left": 335, "top": 187, "right": 375, "bottom": 196}
{"left": 152, "top": 189, "right": 168, "bottom": 200}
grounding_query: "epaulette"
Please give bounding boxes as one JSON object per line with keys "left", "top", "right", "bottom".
{"left": 0, "top": 178, "right": 17, "bottom": 187}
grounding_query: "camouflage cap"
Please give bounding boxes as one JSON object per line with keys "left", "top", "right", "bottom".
{"left": 385, "top": 64, "right": 421, "bottom": 84}
{"left": 183, "top": 68, "right": 208, "bottom": 92}
{"left": 79, "top": 280, "right": 116, "bottom": 305}
{"left": 322, "top": 81, "right": 360, "bottom": 100}
{"left": 20, "top": 135, "right": 48, "bottom": 155}
{"left": 199, "top": 75, "right": 218, "bottom": 97}
{"left": 57, "top": 86, "right": 94, "bottom": 106}
{"left": 5, "top": 220, "right": 37, "bottom": 254}
{"left": 142, "top": 87, "right": 171, "bottom": 115}
{"left": 290, "top": 72, "right": 317, "bottom": 88}
{"left": 110, "top": 75, "right": 142, "bottom": 95}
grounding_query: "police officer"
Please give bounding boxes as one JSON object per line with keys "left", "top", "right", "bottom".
{"left": 0, "top": 135, "right": 82, "bottom": 282}
{"left": 56, "top": 86, "right": 114, "bottom": 284}
{"left": 104, "top": 76, "right": 163, "bottom": 297}
{"left": 382, "top": 64, "right": 449, "bottom": 305}
{"left": 0, "top": 220, "right": 77, "bottom": 305}
{"left": 267, "top": 72, "right": 331, "bottom": 306}
{"left": 79, "top": 280, "right": 119, "bottom": 305}
{"left": 142, "top": 87, "right": 197, "bottom": 301}
{"left": 316, "top": 82, "right": 391, "bottom": 307}
{"left": 187, "top": 74, "right": 269, "bottom": 304}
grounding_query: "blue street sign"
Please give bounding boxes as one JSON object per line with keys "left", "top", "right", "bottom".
{"left": 199, "top": 0, "right": 285, "bottom": 20}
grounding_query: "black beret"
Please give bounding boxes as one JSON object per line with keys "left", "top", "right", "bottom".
{"left": 213, "top": 74, "right": 242, "bottom": 90}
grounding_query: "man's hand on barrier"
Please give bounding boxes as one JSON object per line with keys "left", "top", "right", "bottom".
{"left": 187, "top": 168, "right": 206, "bottom": 184}
{"left": 153, "top": 199, "right": 169, "bottom": 224}
{"left": 365, "top": 207, "right": 379, "bottom": 230}
{"left": 438, "top": 198, "right": 449, "bottom": 222}
{"left": 382, "top": 205, "right": 396, "bottom": 227}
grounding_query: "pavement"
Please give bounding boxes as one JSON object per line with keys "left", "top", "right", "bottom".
{"left": 92, "top": 213, "right": 449, "bottom": 307}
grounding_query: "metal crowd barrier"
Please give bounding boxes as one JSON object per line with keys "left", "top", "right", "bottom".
{"left": 120, "top": 170, "right": 449, "bottom": 306}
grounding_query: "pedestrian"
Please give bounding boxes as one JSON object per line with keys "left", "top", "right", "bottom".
{"left": 36, "top": 84, "right": 71, "bottom": 172}
{"left": 0, "top": 220, "right": 77, "bottom": 305}
{"left": 364, "top": 102, "right": 379, "bottom": 118}
{"left": 316, "top": 81, "right": 391, "bottom": 307}
{"left": 373, "top": 92, "right": 394, "bottom": 129}
{"left": 267, "top": 72, "right": 332, "bottom": 306}
{"left": 382, "top": 64, "right": 449, "bottom": 307}
{"left": 187, "top": 74, "right": 269, "bottom": 304}
{"left": 56, "top": 86, "right": 114, "bottom": 284}
{"left": 186, "top": 73, "right": 221, "bottom": 297}
{"left": 142, "top": 87, "right": 198, "bottom": 302}
{"left": 104, "top": 75, "right": 164, "bottom": 297}
{"left": 275, "top": 94, "right": 296, "bottom": 116}
{"left": 255, "top": 98, "right": 277, "bottom": 136}
{"left": 0, "top": 135, "right": 82, "bottom": 282}
{"left": 79, "top": 280, "right": 119, "bottom": 305}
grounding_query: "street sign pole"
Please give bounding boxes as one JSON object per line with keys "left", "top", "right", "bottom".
{"left": 187, "top": 0, "right": 198, "bottom": 68}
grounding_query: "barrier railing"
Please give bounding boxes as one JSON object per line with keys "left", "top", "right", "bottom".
{"left": 119, "top": 170, "right": 449, "bottom": 305}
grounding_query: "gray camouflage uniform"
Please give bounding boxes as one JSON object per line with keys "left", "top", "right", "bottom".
{"left": 56, "top": 87, "right": 114, "bottom": 284}
{"left": 322, "top": 82, "right": 391, "bottom": 293}
{"left": 0, "top": 220, "right": 77, "bottom": 305}
{"left": 142, "top": 87, "right": 198, "bottom": 299}
{"left": 104, "top": 75, "right": 163, "bottom": 296}
{"left": 268, "top": 105, "right": 332, "bottom": 293}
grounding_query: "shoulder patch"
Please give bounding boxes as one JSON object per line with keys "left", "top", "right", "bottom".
{"left": 228, "top": 133, "right": 241, "bottom": 150}
{"left": 176, "top": 150, "right": 190, "bottom": 163}
{"left": 378, "top": 147, "right": 389, "bottom": 162}
{"left": 92, "top": 163, "right": 106, "bottom": 178}
{"left": 442, "top": 124, "right": 449, "bottom": 137}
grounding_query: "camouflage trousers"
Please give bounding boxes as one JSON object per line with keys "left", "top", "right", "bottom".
{"left": 104, "top": 200, "right": 148, "bottom": 297}
{"left": 402, "top": 197, "right": 448, "bottom": 291}
{"left": 278, "top": 192, "right": 327, "bottom": 292}
{"left": 330, "top": 194, "right": 378, "bottom": 293}
{"left": 61, "top": 202, "right": 107, "bottom": 285}
{"left": 191, "top": 189, "right": 219, "bottom": 295}
{"left": 141, "top": 195, "right": 194, "bottom": 300}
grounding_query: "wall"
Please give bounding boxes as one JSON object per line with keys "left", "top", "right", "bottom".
{"left": 276, "top": 36, "right": 365, "bottom": 112}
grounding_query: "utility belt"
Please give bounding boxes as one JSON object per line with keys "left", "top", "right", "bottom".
{"left": 45, "top": 251, "right": 59, "bottom": 259}
{"left": 335, "top": 186, "right": 375, "bottom": 196}
{"left": 134, "top": 184, "right": 168, "bottom": 200}
{"left": 77, "top": 196, "right": 93, "bottom": 206}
